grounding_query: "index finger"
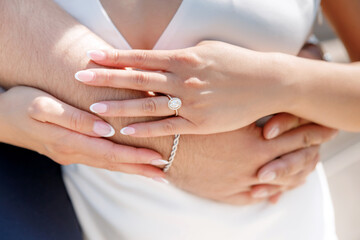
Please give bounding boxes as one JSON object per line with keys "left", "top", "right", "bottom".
{"left": 60, "top": 131, "right": 165, "bottom": 166}
{"left": 269, "top": 124, "right": 337, "bottom": 157}
{"left": 87, "top": 49, "right": 174, "bottom": 71}
{"left": 263, "top": 113, "right": 310, "bottom": 140}
{"left": 28, "top": 95, "right": 115, "bottom": 138}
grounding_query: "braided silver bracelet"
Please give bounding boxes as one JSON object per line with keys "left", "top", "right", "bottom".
{"left": 163, "top": 134, "right": 181, "bottom": 172}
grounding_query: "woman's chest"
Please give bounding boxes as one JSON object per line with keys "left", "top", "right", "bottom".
{"left": 54, "top": 0, "right": 320, "bottom": 54}
{"left": 100, "top": 0, "right": 183, "bottom": 49}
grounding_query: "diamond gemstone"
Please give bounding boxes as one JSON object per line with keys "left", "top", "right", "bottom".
{"left": 168, "top": 98, "right": 182, "bottom": 110}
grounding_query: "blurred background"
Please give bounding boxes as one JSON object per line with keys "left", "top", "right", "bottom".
{"left": 314, "top": 15, "right": 360, "bottom": 240}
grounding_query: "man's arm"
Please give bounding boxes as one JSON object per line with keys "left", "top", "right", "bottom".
{"left": 0, "top": 0, "right": 173, "bottom": 157}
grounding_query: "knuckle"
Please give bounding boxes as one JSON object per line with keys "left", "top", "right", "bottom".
{"left": 69, "top": 111, "right": 86, "bottom": 132}
{"left": 133, "top": 72, "right": 150, "bottom": 87}
{"left": 163, "top": 120, "right": 176, "bottom": 134}
{"left": 173, "top": 52, "right": 201, "bottom": 67}
{"left": 142, "top": 98, "right": 157, "bottom": 113}
{"left": 132, "top": 51, "right": 148, "bottom": 67}
{"left": 112, "top": 50, "right": 122, "bottom": 65}
{"left": 104, "top": 69, "right": 112, "bottom": 85}
{"left": 103, "top": 150, "right": 118, "bottom": 164}
{"left": 183, "top": 77, "right": 205, "bottom": 89}
{"left": 161, "top": 55, "right": 172, "bottom": 70}
{"left": 28, "top": 97, "right": 51, "bottom": 120}
{"left": 302, "top": 132, "right": 312, "bottom": 147}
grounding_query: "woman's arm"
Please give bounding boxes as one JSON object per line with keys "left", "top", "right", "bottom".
{"left": 281, "top": 0, "right": 360, "bottom": 131}
{"left": 277, "top": 0, "right": 360, "bottom": 131}
{"left": 81, "top": 0, "right": 360, "bottom": 134}
{"left": 322, "top": 0, "right": 360, "bottom": 61}
{"left": 278, "top": 51, "right": 360, "bottom": 132}
{"left": 0, "top": 86, "right": 165, "bottom": 178}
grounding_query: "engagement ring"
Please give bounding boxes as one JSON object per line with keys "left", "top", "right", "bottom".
{"left": 167, "top": 95, "right": 182, "bottom": 116}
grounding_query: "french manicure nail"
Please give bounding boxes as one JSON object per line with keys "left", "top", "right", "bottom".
{"left": 75, "top": 70, "right": 95, "bottom": 82}
{"left": 120, "top": 127, "right": 136, "bottom": 135}
{"left": 259, "top": 171, "right": 277, "bottom": 183}
{"left": 152, "top": 177, "right": 169, "bottom": 184}
{"left": 93, "top": 121, "right": 115, "bottom": 137}
{"left": 252, "top": 189, "right": 269, "bottom": 198}
{"left": 151, "top": 159, "right": 169, "bottom": 166}
{"left": 87, "top": 50, "right": 106, "bottom": 61}
{"left": 90, "top": 103, "right": 108, "bottom": 114}
{"left": 267, "top": 125, "right": 280, "bottom": 139}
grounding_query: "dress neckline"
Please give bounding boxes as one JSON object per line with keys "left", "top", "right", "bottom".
{"left": 96, "top": 0, "right": 187, "bottom": 50}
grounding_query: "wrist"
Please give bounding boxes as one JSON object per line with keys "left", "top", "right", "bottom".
{"left": 277, "top": 54, "right": 322, "bottom": 117}
{"left": 262, "top": 52, "right": 298, "bottom": 115}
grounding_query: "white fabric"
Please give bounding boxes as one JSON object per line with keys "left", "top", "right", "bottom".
{"left": 53, "top": 0, "right": 339, "bottom": 239}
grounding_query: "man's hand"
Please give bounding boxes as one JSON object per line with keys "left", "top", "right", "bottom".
{"left": 167, "top": 119, "right": 336, "bottom": 205}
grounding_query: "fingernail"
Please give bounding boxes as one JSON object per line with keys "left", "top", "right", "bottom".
{"left": 120, "top": 127, "right": 135, "bottom": 135}
{"left": 267, "top": 125, "right": 279, "bottom": 139}
{"left": 152, "top": 177, "right": 169, "bottom": 184}
{"left": 87, "top": 50, "right": 106, "bottom": 61}
{"left": 151, "top": 159, "right": 169, "bottom": 166}
{"left": 252, "top": 189, "right": 269, "bottom": 198}
{"left": 93, "top": 121, "right": 115, "bottom": 137}
{"left": 90, "top": 103, "right": 108, "bottom": 114}
{"left": 259, "top": 171, "right": 276, "bottom": 182}
{"left": 75, "top": 70, "right": 95, "bottom": 82}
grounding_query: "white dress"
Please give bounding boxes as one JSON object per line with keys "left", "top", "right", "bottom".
{"left": 54, "top": 0, "right": 338, "bottom": 239}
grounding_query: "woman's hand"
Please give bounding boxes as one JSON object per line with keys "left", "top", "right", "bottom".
{"left": 75, "top": 41, "right": 287, "bottom": 137}
{"left": 0, "top": 86, "right": 165, "bottom": 179}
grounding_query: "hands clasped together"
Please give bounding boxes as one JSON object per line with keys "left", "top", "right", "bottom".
{"left": 0, "top": 41, "right": 337, "bottom": 205}
{"left": 70, "top": 41, "right": 334, "bottom": 203}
